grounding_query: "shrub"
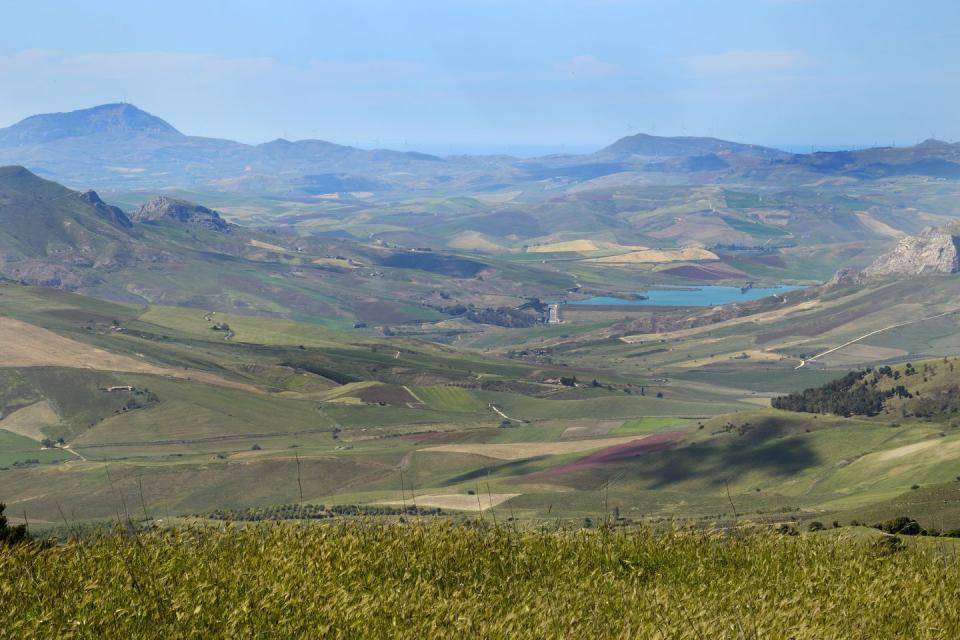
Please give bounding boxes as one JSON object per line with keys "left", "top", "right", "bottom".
{"left": 0, "top": 503, "right": 29, "bottom": 546}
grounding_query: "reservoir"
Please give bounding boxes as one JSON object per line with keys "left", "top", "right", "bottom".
{"left": 571, "top": 285, "right": 802, "bottom": 307}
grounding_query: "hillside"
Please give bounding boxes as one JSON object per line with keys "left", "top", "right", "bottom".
{"left": 0, "top": 166, "right": 145, "bottom": 286}
{"left": 774, "top": 357, "right": 960, "bottom": 419}
{"left": 0, "top": 167, "right": 580, "bottom": 325}
{"left": 1, "top": 279, "right": 959, "bottom": 530}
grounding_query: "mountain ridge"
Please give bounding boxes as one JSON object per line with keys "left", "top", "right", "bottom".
{"left": 1, "top": 103, "right": 959, "bottom": 194}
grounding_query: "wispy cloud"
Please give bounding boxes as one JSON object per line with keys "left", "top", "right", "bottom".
{"left": 555, "top": 55, "right": 620, "bottom": 78}
{"left": 679, "top": 50, "right": 806, "bottom": 73}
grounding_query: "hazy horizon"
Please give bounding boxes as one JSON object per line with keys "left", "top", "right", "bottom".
{"left": 2, "top": 0, "right": 959, "bottom": 150}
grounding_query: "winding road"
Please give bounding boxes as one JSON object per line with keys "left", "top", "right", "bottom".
{"left": 795, "top": 309, "right": 960, "bottom": 369}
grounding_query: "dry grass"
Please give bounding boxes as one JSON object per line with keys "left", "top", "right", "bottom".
{"left": 587, "top": 247, "right": 719, "bottom": 264}
{"left": 246, "top": 239, "right": 290, "bottom": 253}
{"left": 0, "top": 401, "right": 60, "bottom": 441}
{"left": 447, "top": 231, "right": 504, "bottom": 252}
{"left": 378, "top": 493, "right": 520, "bottom": 512}
{"left": 0, "top": 316, "right": 263, "bottom": 395}
{"left": 855, "top": 212, "right": 906, "bottom": 239}
{"left": 527, "top": 239, "right": 611, "bottom": 253}
{"left": 2, "top": 523, "right": 959, "bottom": 638}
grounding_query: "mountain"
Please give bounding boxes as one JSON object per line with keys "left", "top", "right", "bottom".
{"left": 0, "top": 104, "right": 458, "bottom": 193}
{"left": 599, "top": 133, "right": 785, "bottom": 158}
{"left": 2, "top": 103, "right": 960, "bottom": 196}
{"left": 133, "top": 196, "right": 230, "bottom": 232}
{"left": 777, "top": 139, "right": 960, "bottom": 179}
{"left": 0, "top": 103, "right": 181, "bottom": 146}
{"left": 0, "top": 165, "right": 141, "bottom": 286}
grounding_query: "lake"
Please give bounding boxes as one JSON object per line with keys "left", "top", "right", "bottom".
{"left": 570, "top": 285, "right": 802, "bottom": 307}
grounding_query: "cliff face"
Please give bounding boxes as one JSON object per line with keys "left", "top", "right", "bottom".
{"left": 862, "top": 226, "right": 960, "bottom": 278}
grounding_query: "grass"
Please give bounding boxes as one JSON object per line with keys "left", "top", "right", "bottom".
{"left": 610, "top": 417, "right": 690, "bottom": 435}
{"left": 0, "top": 430, "right": 72, "bottom": 467}
{"left": 412, "top": 386, "right": 486, "bottom": 413}
{"left": 2, "top": 522, "right": 960, "bottom": 638}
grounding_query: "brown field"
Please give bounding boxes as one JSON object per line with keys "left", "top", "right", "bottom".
{"left": 620, "top": 299, "right": 821, "bottom": 344}
{"left": 0, "top": 316, "right": 263, "bottom": 395}
{"left": 657, "top": 263, "right": 750, "bottom": 280}
{"left": 818, "top": 342, "right": 910, "bottom": 365}
{"left": 423, "top": 434, "right": 661, "bottom": 461}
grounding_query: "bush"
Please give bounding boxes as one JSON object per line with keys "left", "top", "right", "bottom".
{"left": 0, "top": 502, "right": 29, "bottom": 546}
{"left": 878, "top": 516, "right": 925, "bottom": 536}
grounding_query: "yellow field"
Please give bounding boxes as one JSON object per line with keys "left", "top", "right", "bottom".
{"left": 378, "top": 493, "right": 520, "bottom": 512}
{"left": 527, "top": 239, "right": 609, "bottom": 253}
{"left": 448, "top": 231, "right": 504, "bottom": 252}
{"left": 855, "top": 212, "right": 906, "bottom": 239}
{"left": 674, "top": 349, "right": 786, "bottom": 368}
{"left": 311, "top": 257, "right": 358, "bottom": 268}
{"left": 0, "top": 401, "right": 60, "bottom": 440}
{"left": 423, "top": 434, "right": 653, "bottom": 460}
{"left": 587, "top": 247, "right": 719, "bottom": 264}
{"left": 246, "top": 239, "right": 290, "bottom": 253}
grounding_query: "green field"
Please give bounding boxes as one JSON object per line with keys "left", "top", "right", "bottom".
{"left": 0, "top": 430, "right": 72, "bottom": 467}
{"left": 5, "top": 273, "right": 960, "bottom": 529}
{"left": 610, "top": 417, "right": 690, "bottom": 434}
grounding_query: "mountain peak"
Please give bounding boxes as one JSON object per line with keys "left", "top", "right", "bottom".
{"left": 600, "top": 132, "right": 782, "bottom": 158}
{"left": 0, "top": 103, "right": 181, "bottom": 146}
{"left": 917, "top": 138, "right": 952, "bottom": 148}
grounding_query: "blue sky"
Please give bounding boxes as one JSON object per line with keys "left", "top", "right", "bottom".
{"left": 1, "top": 0, "right": 958, "bottom": 153}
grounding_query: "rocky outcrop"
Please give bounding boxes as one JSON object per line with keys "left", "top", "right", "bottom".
{"left": 80, "top": 190, "right": 133, "bottom": 228}
{"left": 862, "top": 225, "right": 960, "bottom": 278}
{"left": 132, "top": 196, "right": 230, "bottom": 232}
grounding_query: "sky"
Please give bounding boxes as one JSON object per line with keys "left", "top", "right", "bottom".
{"left": 1, "top": 0, "right": 958, "bottom": 154}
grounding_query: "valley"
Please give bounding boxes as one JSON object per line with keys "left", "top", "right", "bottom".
{"left": 2, "top": 105, "right": 960, "bottom": 535}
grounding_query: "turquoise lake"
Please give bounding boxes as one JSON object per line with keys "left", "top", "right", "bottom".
{"left": 571, "top": 285, "right": 802, "bottom": 307}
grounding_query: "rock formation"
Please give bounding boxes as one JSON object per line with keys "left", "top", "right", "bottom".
{"left": 862, "top": 225, "right": 960, "bottom": 278}
{"left": 132, "top": 196, "right": 230, "bottom": 232}
{"left": 80, "top": 190, "right": 133, "bottom": 228}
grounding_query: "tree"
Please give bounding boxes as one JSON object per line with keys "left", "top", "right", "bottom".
{"left": 0, "top": 503, "right": 29, "bottom": 546}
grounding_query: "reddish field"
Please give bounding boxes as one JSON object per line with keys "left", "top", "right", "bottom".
{"left": 659, "top": 263, "right": 748, "bottom": 280}
{"left": 518, "top": 431, "right": 684, "bottom": 480}
{"left": 356, "top": 384, "right": 424, "bottom": 406}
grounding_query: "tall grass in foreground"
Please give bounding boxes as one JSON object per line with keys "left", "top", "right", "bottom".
{"left": 2, "top": 522, "right": 959, "bottom": 638}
